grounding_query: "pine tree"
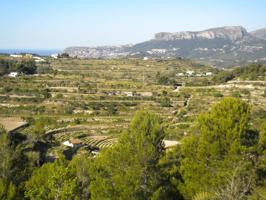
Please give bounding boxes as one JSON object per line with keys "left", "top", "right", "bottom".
{"left": 179, "top": 98, "right": 259, "bottom": 199}
{"left": 0, "top": 126, "right": 18, "bottom": 200}
{"left": 90, "top": 111, "right": 166, "bottom": 200}
{"left": 25, "top": 156, "right": 78, "bottom": 200}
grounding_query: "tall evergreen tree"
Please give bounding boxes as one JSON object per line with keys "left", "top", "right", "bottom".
{"left": 90, "top": 111, "right": 166, "bottom": 200}
{"left": 69, "top": 155, "right": 93, "bottom": 200}
{"left": 178, "top": 98, "right": 260, "bottom": 199}
{"left": 0, "top": 126, "right": 18, "bottom": 200}
{"left": 25, "top": 156, "right": 78, "bottom": 200}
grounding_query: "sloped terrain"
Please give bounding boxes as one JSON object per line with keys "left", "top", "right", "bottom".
{"left": 65, "top": 26, "right": 266, "bottom": 68}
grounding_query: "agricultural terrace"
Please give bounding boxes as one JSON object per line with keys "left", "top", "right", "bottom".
{"left": 0, "top": 57, "right": 265, "bottom": 156}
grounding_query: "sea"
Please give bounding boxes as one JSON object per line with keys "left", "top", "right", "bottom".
{"left": 0, "top": 49, "right": 61, "bottom": 56}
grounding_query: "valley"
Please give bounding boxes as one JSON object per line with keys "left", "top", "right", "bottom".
{"left": 1, "top": 56, "right": 265, "bottom": 157}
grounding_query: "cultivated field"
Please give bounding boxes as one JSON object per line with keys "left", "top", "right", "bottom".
{"left": 0, "top": 57, "right": 265, "bottom": 155}
{"left": 0, "top": 117, "right": 28, "bottom": 132}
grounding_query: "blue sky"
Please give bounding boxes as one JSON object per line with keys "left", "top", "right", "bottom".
{"left": 0, "top": 0, "right": 266, "bottom": 49}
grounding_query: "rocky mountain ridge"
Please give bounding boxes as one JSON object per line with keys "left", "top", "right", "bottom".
{"left": 250, "top": 28, "right": 266, "bottom": 40}
{"left": 64, "top": 26, "right": 266, "bottom": 67}
{"left": 154, "top": 26, "right": 248, "bottom": 41}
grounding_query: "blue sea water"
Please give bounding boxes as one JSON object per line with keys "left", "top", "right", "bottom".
{"left": 0, "top": 49, "right": 61, "bottom": 56}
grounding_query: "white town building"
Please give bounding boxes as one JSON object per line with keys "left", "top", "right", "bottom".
{"left": 176, "top": 72, "right": 184, "bottom": 77}
{"left": 8, "top": 72, "right": 19, "bottom": 77}
{"left": 186, "top": 70, "right": 194, "bottom": 76}
{"left": 51, "top": 54, "right": 58, "bottom": 59}
{"left": 206, "top": 72, "right": 213, "bottom": 76}
{"left": 10, "top": 54, "right": 22, "bottom": 58}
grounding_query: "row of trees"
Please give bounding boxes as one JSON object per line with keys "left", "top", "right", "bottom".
{"left": 0, "top": 98, "right": 265, "bottom": 199}
{"left": 212, "top": 63, "right": 266, "bottom": 83}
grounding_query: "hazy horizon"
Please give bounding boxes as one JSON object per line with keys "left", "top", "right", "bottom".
{"left": 1, "top": 0, "right": 266, "bottom": 49}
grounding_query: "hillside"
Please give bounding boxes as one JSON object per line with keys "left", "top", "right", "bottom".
{"left": 1, "top": 57, "right": 266, "bottom": 199}
{"left": 251, "top": 28, "right": 266, "bottom": 40}
{"left": 64, "top": 26, "right": 266, "bottom": 68}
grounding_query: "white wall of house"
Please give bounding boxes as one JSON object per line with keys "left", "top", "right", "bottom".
{"left": 8, "top": 72, "right": 19, "bottom": 77}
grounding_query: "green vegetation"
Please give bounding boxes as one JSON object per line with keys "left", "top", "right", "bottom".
{"left": 58, "top": 53, "right": 70, "bottom": 58}
{"left": 25, "top": 156, "right": 78, "bottom": 200}
{"left": 156, "top": 72, "right": 177, "bottom": 85}
{"left": 212, "top": 63, "right": 266, "bottom": 83}
{"left": 90, "top": 111, "right": 165, "bottom": 199}
{"left": 1, "top": 98, "right": 265, "bottom": 199}
{"left": 0, "top": 126, "right": 17, "bottom": 200}
{"left": 179, "top": 98, "right": 263, "bottom": 199}
{"left": 0, "top": 58, "right": 37, "bottom": 75}
{"left": 0, "top": 57, "right": 265, "bottom": 199}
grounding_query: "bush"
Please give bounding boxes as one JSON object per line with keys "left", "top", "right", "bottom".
{"left": 160, "top": 97, "right": 172, "bottom": 107}
{"left": 0, "top": 58, "right": 37, "bottom": 75}
{"left": 156, "top": 72, "right": 176, "bottom": 85}
{"left": 212, "top": 70, "right": 235, "bottom": 83}
{"left": 231, "top": 91, "right": 241, "bottom": 98}
{"left": 213, "top": 91, "right": 224, "bottom": 97}
{"left": 106, "top": 103, "right": 117, "bottom": 115}
{"left": 16, "top": 60, "right": 37, "bottom": 74}
{"left": 3, "top": 86, "right": 12, "bottom": 93}
{"left": 55, "top": 93, "right": 63, "bottom": 98}
{"left": 212, "top": 63, "right": 266, "bottom": 84}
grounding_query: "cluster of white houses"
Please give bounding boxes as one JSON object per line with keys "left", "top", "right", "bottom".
{"left": 10, "top": 52, "right": 59, "bottom": 60}
{"left": 102, "top": 91, "right": 153, "bottom": 97}
{"left": 10, "top": 54, "right": 46, "bottom": 63}
{"left": 176, "top": 70, "right": 213, "bottom": 77}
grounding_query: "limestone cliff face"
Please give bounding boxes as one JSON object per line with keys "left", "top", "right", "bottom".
{"left": 64, "top": 26, "right": 266, "bottom": 68}
{"left": 154, "top": 26, "right": 248, "bottom": 41}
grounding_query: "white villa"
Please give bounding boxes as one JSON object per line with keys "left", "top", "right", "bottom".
{"left": 176, "top": 72, "right": 184, "bottom": 77}
{"left": 186, "top": 70, "right": 194, "bottom": 76}
{"left": 51, "top": 54, "right": 58, "bottom": 59}
{"left": 63, "top": 138, "right": 82, "bottom": 148}
{"left": 10, "top": 54, "right": 22, "bottom": 58}
{"left": 123, "top": 92, "right": 134, "bottom": 97}
{"left": 143, "top": 57, "right": 149, "bottom": 60}
{"left": 8, "top": 72, "right": 19, "bottom": 77}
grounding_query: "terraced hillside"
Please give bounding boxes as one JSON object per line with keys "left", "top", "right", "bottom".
{"left": 0, "top": 57, "right": 265, "bottom": 156}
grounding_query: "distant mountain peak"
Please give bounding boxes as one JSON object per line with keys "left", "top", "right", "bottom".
{"left": 64, "top": 26, "right": 266, "bottom": 68}
{"left": 250, "top": 28, "right": 266, "bottom": 40}
{"left": 154, "top": 26, "right": 248, "bottom": 41}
